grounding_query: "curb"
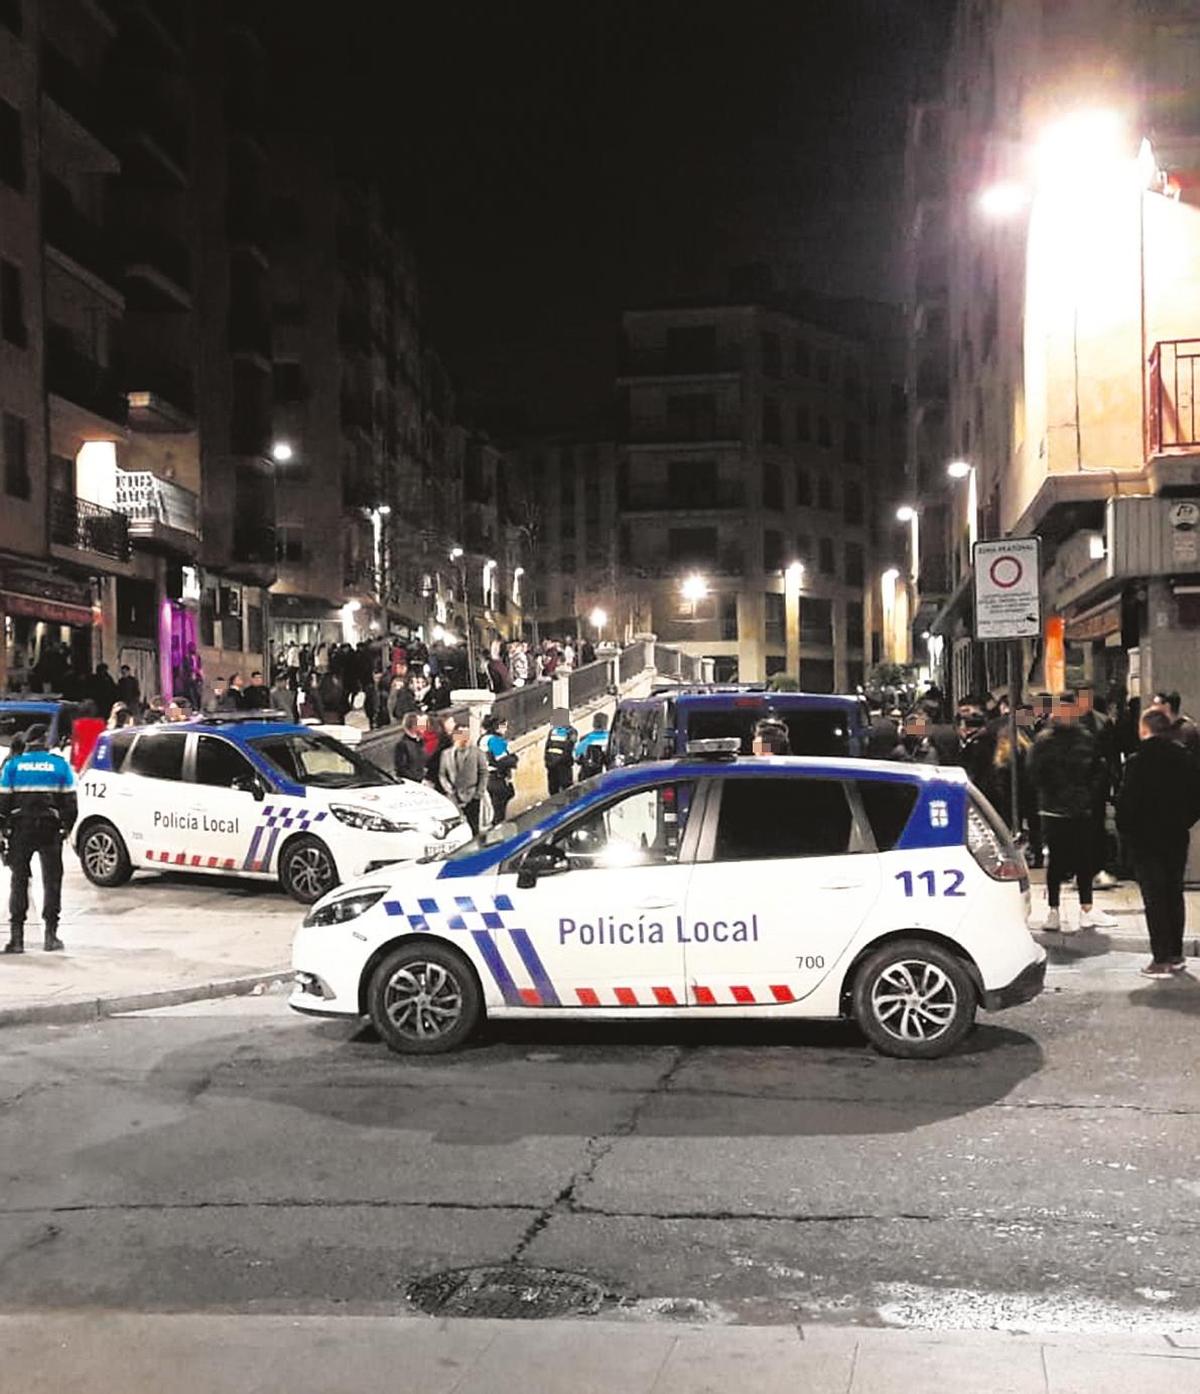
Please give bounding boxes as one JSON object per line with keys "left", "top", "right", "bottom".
{"left": 0, "top": 970, "right": 293, "bottom": 1029}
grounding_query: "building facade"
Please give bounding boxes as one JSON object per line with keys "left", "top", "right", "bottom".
{"left": 914, "top": 0, "right": 1200, "bottom": 713}
{"left": 616, "top": 298, "right": 905, "bottom": 689}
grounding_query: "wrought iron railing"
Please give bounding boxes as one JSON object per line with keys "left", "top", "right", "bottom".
{"left": 491, "top": 679, "right": 553, "bottom": 738}
{"left": 50, "top": 490, "right": 131, "bottom": 561}
{"left": 1148, "top": 340, "right": 1200, "bottom": 453}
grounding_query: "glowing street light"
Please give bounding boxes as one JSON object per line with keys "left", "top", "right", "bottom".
{"left": 895, "top": 504, "right": 916, "bottom": 522}
{"left": 589, "top": 606, "right": 608, "bottom": 638}
{"left": 946, "top": 461, "right": 978, "bottom": 551}
{"left": 270, "top": 441, "right": 294, "bottom": 463}
{"left": 785, "top": 560, "right": 804, "bottom": 584}
{"left": 978, "top": 180, "right": 1030, "bottom": 220}
{"left": 946, "top": 459, "right": 973, "bottom": 480}
{"left": 679, "top": 573, "right": 709, "bottom": 605}
{"left": 1033, "top": 108, "right": 1128, "bottom": 189}
{"left": 449, "top": 546, "right": 464, "bottom": 561}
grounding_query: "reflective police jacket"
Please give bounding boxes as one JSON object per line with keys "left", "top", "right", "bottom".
{"left": 544, "top": 724, "right": 577, "bottom": 768}
{"left": 0, "top": 748, "right": 78, "bottom": 834}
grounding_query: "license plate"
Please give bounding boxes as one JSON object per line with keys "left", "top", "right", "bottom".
{"left": 424, "top": 844, "right": 445, "bottom": 861}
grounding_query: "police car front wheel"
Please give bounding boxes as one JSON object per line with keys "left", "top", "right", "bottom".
{"left": 77, "top": 820, "right": 133, "bottom": 888}
{"left": 278, "top": 835, "right": 338, "bottom": 904}
{"left": 367, "top": 942, "right": 482, "bottom": 1055}
{"left": 852, "top": 939, "right": 976, "bottom": 1060}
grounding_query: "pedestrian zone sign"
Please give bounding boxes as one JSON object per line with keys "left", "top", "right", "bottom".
{"left": 972, "top": 537, "right": 1042, "bottom": 641}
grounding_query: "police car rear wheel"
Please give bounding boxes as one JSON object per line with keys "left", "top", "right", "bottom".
{"left": 78, "top": 821, "right": 132, "bottom": 888}
{"left": 368, "top": 943, "right": 481, "bottom": 1055}
{"left": 279, "top": 835, "right": 338, "bottom": 904}
{"left": 853, "top": 940, "right": 976, "bottom": 1060}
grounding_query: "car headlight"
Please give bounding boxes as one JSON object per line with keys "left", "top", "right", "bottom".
{"left": 329, "top": 803, "right": 417, "bottom": 833}
{"left": 304, "top": 888, "right": 387, "bottom": 927}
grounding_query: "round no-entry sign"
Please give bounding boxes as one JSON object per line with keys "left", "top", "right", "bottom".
{"left": 988, "top": 554, "right": 1023, "bottom": 589}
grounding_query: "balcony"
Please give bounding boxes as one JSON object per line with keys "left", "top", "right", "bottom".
{"left": 50, "top": 490, "right": 131, "bottom": 562}
{"left": 1148, "top": 339, "right": 1200, "bottom": 455}
{"left": 625, "top": 417, "right": 743, "bottom": 448}
{"left": 122, "top": 227, "right": 192, "bottom": 309}
{"left": 125, "top": 357, "right": 195, "bottom": 430}
{"left": 43, "top": 182, "right": 121, "bottom": 292}
{"left": 40, "top": 43, "right": 118, "bottom": 171}
{"left": 622, "top": 481, "right": 746, "bottom": 512}
{"left": 617, "top": 346, "right": 742, "bottom": 381}
{"left": 114, "top": 471, "right": 200, "bottom": 553}
{"left": 231, "top": 523, "right": 277, "bottom": 577}
{"left": 45, "top": 333, "right": 126, "bottom": 425}
{"left": 228, "top": 310, "right": 272, "bottom": 363}
{"left": 114, "top": 87, "right": 189, "bottom": 183}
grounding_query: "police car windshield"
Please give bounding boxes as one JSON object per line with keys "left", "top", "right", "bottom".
{"left": 445, "top": 780, "right": 595, "bottom": 859}
{"left": 249, "top": 732, "right": 393, "bottom": 789}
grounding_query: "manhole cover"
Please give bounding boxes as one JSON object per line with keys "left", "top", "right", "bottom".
{"left": 406, "top": 1264, "right": 607, "bottom": 1319}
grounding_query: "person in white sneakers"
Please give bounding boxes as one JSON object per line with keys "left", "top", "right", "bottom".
{"left": 1028, "top": 694, "right": 1118, "bottom": 933}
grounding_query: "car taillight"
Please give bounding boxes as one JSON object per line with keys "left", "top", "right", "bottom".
{"left": 966, "top": 802, "right": 1027, "bottom": 883}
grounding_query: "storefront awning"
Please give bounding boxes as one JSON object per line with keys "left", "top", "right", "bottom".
{"left": 1, "top": 590, "right": 96, "bottom": 627}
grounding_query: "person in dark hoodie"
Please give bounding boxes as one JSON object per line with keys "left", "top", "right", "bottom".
{"left": 1028, "top": 695, "right": 1114, "bottom": 934}
{"left": 1117, "top": 706, "right": 1200, "bottom": 977}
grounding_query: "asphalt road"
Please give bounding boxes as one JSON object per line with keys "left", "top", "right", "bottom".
{"left": 1, "top": 945, "right": 1199, "bottom": 1334}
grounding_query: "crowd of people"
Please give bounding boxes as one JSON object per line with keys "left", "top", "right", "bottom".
{"left": 863, "top": 684, "right": 1200, "bottom": 977}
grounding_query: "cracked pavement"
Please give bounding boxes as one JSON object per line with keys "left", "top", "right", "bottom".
{"left": 0, "top": 950, "right": 1199, "bottom": 1332}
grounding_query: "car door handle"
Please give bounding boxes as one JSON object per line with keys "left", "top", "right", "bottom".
{"left": 634, "top": 897, "right": 678, "bottom": 909}
{"left": 819, "top": 881, "right": 867, "bottom": 891}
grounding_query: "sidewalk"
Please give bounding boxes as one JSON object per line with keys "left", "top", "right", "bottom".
{"left": 1027, "top": 869, "right": 1200, "bottom": 957}
{"left": 3, "top": 1313, "right": 1199, "bottom": 1393}
{"left": 0, "top": 860, "right": 294, "bottom": 1027}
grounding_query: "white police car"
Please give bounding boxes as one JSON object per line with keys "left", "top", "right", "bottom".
{"left": 74, "top": 715, "right": 471, "bottom": 903}
{"left": 290, "top": 747, "right": 1045, "bottom": 1059}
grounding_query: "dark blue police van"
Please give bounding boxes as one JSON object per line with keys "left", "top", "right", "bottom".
{"left": 607, "top": 686, "right": 870, "bottom": 768}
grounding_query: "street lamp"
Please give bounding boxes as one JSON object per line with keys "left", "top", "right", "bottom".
{"left": 270, "top": 441, "right": 294, "bottom": 464}
{"left": 896, "top": 505, "right": 920, "bottom": 584}
{"left": 946, "top": 460, "right": 978, "bottom": 551}
{"left": 680, "top": 573, "right": 709, "bottom": 605}
{"left": 784, "top": 562, "right": 804, "bottom": 684}
{"left": 978, "top": 181, "right": 1029, "bottom": 220}
{"left": 448, "top": 546, "right": 477, "bottom": 688}
{"left": 589, "top": 606, "right": 607, "bottom": 642}
{"left": 370, "top": 506, "right": 391, "bottom": 620}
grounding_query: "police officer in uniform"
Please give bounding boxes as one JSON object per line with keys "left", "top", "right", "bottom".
{"left": 0, "top": 724, "right": 77, "bottom": 953}
{"left": 544, "top": 709, "right": 578, "bottom": 796}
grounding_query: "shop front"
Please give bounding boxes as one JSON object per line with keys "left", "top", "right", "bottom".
{"left": 1, "top": 566, "right": 99, "bottom": 695}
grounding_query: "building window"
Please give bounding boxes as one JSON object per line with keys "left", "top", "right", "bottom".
{"left": 0, "top": 260, "right": 24, "bottom": 346}
{"left": 272, "top": 360, "right": 307, "bottom": 403}
{"left": 843, "top": 420, "right": 862, "bottom": 465}
{"left": 760, "top": 330, "right": 781, "bottom": 377}
{"left": 846, "top": 599, "right": 865, "bottom": 648}
{"left": 844, "top": 541, "right": 865, "bottom": 587}
{"left": 794, "top": 466, "right": 812, "bottom": 506}
{"left": 275, "top": 526, "right": 304, "bottom": 564}
{"left": 763, "top": 528, "right": 784, "bottom": 572}
{"left": 666, "top": 392, "right": 716, "bottom": 441}
{"left": 817, "top": 414, "right": 832, "bottom": 449}
{"left": 665, "top": 324, "right": 716, "bottom": 373}
{"left": 842, "top": 480, "right": 863, "bottom": 525}
{"left": 762, "top": 396, "right": 781, "bottom": 445}
{"left": 796, "top": 404, "right": 811, "bottom": 442}
{"left": 800, "top": 597, "right": 833, "bottom": 646}
{"left": 762, "top": 460, "right": 783, "bottom": 511}
{"left": 561, "top": 551, "right": 576, "bottom": 575}
{"left": 668, "top": 527, "right": 718, "bottom": 566}
{"left": 817, "top": 474, "right": 834, "bottom": 511}
{"left": 764, "top": 590, "right": 785, "bottom": 645}
{"left": 2, "top": 412, "right": 29, "bottom": 499}
{"left": 0, "top": 99, "right": 22, "bottom": 191}
{"left": 720, "top": 595, "right": 738, "bottom": 640}
{"left": 819, "top": 536, "right": 836, "bottom": 576}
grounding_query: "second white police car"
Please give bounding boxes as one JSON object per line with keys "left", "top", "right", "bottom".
{"left": 290, "top": 744, "right": 1046, "bottom": 1060}
{"left": 75, "top": 714, "right": 472, "bottom": 902}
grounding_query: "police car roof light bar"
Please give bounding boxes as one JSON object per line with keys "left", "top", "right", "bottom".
{"left": 684, "top": 737, "right": 742, "bottom": 759}
{"left": 195, "top": 710, "right": 291, "bottom": 725}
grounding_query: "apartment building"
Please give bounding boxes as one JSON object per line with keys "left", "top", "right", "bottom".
{"left": 915, "top": 0, "right": 1200, "bottom": 711}
{"left": 0, "top": 0, "right": 275, "bottom": 701}
{"left": 616, "top": 296, "right": 905, "bottom": 689}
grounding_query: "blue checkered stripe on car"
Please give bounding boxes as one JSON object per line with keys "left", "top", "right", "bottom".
{"left": 241, "top": 804, "right": 329, "bottom": 871}
{"left": 381, "top": 893, "right": 560, "bottom": 1008}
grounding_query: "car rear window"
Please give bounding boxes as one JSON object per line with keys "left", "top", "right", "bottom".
{"left": 107, "top": 728, "right": 137, "bottom": 772}
{"left": 126, "top": 731, "right": 187, "bottom": 781}
{"left": 685, "top": 707, "right": 852, "bottom": 757}
{"left": 856, "top": 780, "right": 919, "bottom": 851}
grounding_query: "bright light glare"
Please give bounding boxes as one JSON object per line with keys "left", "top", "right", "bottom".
{"left": 896, "top": 505, "right": 917, "bottom": 522}
{"left": 680, "top": 573, "right": 709, "bottom": 604}
{"left": 978, "top": 181, "right": 1030, "bottom": 219}
{"left": 270, "top": 441, "right": 293, "bottom": 463}
{"left": 786, "top": 561, "right": 804, "bottom": 583}
{"left": 1034, "top": 109, "right": 1128, "bottom": 188}
{"left": 947, "top": 459, "right": 973, "bottom": 479}
{"left": 589, "top": 607, "right": 608, "bottom": 630}
{"left": 374, "top": 504, "right": 391, "bottom": 517}
{"left": 449, "top": 546, "right": 464, "bottom": 560}
{"left": 881, "top": 567, "right": 900, "bottom": 587}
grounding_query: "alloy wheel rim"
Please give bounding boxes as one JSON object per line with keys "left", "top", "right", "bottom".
{"left": 383, "top": 962, "right": 464, "bottom": 1041}
{"left": 291, "top": 845, "right": 333, "bottom": 898}
{"left": 871, "top": 959, "right": 958, "bottom": 1042}
{"left": 84, "top": 831, "right": 118, "bottom": 879}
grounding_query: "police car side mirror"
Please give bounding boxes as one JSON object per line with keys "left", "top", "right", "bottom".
{"left": 232, "top": 774, "right": 266, "bottom": 801}
{"left": 517, "top": 845, "right": 566, "bottom": 888}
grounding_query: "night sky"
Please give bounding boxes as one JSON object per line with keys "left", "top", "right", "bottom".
{"left": 299, "top": 1, "right": 953, "bottom": 431}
